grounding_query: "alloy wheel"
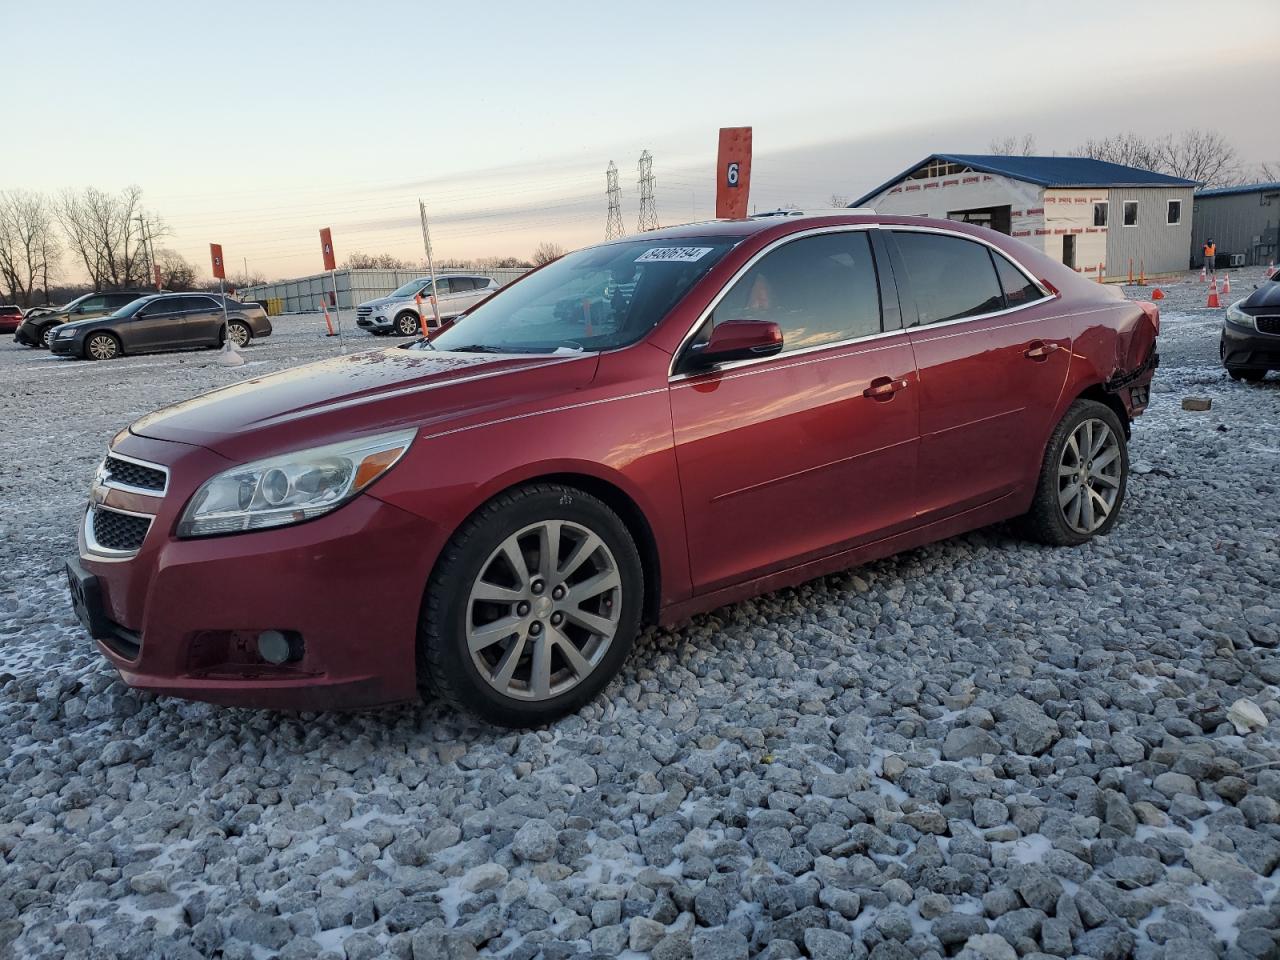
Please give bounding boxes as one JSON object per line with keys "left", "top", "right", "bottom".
{"left": 466, "top": 520, "right": 621, "bottom": 701}
{"left": 87, "top": 335, "right": 118, "bottom": 360}
{"left": 229, "top": 323, "right": 250, "bottom": 347}
{"left": 1058, "top": 417, "right": 1122, "bottom": 534}
{"left": 397, "top": 314, "right": 419, "bottom": 336}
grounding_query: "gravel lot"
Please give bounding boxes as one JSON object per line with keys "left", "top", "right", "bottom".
{"left": 1, "top": 273, "right": 1278, "bottom": 960}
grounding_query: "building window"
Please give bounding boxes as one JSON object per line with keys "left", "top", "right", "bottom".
{"left": 1167, "top": 199, "right": 1182, "bottom": 224}
{"left": 1093, "top": 202, "right": 1108, "bottom": 227}
{"left": 1123, "top": 201, "right": 1138, "bottom": 226}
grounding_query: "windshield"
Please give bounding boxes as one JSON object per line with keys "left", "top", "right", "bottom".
{"left": 110, "top": 296, "right": 159, "bottom": 318}
{"left": 428, "top": 238, "right": 737, "bottom": 354}
{"left": 389, "top": 278, "right": 430, "bottom": 298}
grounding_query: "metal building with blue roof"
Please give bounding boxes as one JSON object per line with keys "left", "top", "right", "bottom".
{"left": 1191, "top": 182, "right": 1279, "bottom": 269}
{"left": 852, "top": 154, "right": 1197, "bottom": 279}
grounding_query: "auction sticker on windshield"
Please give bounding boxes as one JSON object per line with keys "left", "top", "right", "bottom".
{"left": 636, "top": 247, "right": 714, "bottom": 263}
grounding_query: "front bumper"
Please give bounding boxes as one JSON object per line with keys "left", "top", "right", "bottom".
{"left": 72, "top": 433, "right": 445, "bottom": 710}
{"left": 1222, "top": 320, "right": 1280, "bottom": 371}
{"left": 357, "top": 314, "right": 396, "bottom": 331}
{"left": 13, "top": 323, "right": 45, "bottom": 346}
{"left": 48, "top": 335, "right": 81, "bottom": 356}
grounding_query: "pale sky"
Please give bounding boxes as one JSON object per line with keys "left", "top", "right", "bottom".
{"left": 7, "top": 0, "right": 1277, "bottom": 282}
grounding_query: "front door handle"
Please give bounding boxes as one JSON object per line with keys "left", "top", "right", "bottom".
{"left": 1024, "top": 340, "right": 1062, "bottom": 361}
{"left": 863, "top": 376, "right": 910, "bottom": 401}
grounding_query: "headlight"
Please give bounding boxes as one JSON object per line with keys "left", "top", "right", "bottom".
{"left": 1225, "top": 301, "right": 1255, "bottom": 331}
{"left": 57, "top": 327, "right": 77, "bottom": 338}
{"left": 176, "top": 428, "right": 416, "bottom": 538}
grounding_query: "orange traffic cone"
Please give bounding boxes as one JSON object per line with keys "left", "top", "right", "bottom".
{"left": 1128, "top": 258, "right": 1134, "bottom": 284}
{"left": 1138, "top": 259, "right": 1146, "bottom": 286}
{"left": 1199, "top": 264, "right": 1207, "bottom": 282}
{"left": 1206, "top": 278, "right": 1221, "bottom": 309}
{"left": 1151, "top": 288, "right": 1164, "bottom": 300}
{"left": 319, "top": 299, "right": 337, "bottom": 337}
{"left": 1222, "top": 272, "right": 1230, "bottom": 295}
{"left": 1267, "top": 260, "right": 1275, "bottom": 278}
{"left": 414, "top": 293, "right": 429, "bottom": 337}
{"left": 1096, "top": 262, "right": 1105, "bottom": 283}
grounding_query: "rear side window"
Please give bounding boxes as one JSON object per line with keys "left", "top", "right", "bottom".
{"left": 709, "top": 230, "right": 882, "bottom": 353}
{"left": 448, "top": 278, "right": 475, "bottom": 292}
{"left": 991, "top": 252, "right": 1045, "bottom": 307}
{"left": 892, "top": 232, "right": 1004, "bottom": 324}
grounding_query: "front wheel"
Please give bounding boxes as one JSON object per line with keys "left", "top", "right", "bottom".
{"left": 84, "top": 332, "right": 121, "bottom": 360}
{"left": 419, "top": 484, "right": 644, "bottom": 727}
{"left": 395, "top": 312, "right": 420, "bottom": 337}
{"left": 1016, "top": 399, "right": 1128, "bottom": 546}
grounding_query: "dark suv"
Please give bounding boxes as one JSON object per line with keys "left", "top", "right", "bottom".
{"left": 14, "top": 291, "right": 154, "bottom": 348}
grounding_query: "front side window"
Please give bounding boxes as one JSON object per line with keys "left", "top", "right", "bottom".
{"left": 1167, "top": 199, "right": 1182, "bottom": 224}
{"left": 429, "top": 237, "right": 737, "bottom": 354}
{"left": 893, "top": 232, "right": 1004, "bottom": 325}
{"left": 701, "top": 231, "right": 882, "bottom": 354}
{"left": 78, "top": 296, "right": 108, "bottom": 312}
{"left": 1123, "top": 201, "right": 1138, "bottom": 226}
{"left": 389, "top": 278, "right": 430, "bottom": 298}
{"left": 1094, "top": 203, "right": 1108, "bottom": 227}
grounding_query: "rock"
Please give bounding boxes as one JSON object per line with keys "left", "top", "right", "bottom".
{"left": 1073, "top": 925, "right": 1135, "bottom": 960}
{"left": 961, "top": 933, "right": 1018, "bottom": 960}
{"left": 630, "top": 917, "right": 666, "bottom": 952}
{"left": 460, "top": 863, "right": 508, "bottom": 893}
{"left": 691, "top": 928, "right": 747, "bottom": 960}
{"left": 943, "top": 727, "right": 1001, "bottom": 761}
{"left": 511, "top": 820, "right": 557, "bottom": 862}
{"left": 933, "top": 912, "right": 989, "bottom": 946}
{"left": 804, "top": 928, "right": 854, "bottom": 960}
{"left": 1181, "top": 397, "right": 1211, "bottom": 411}
{"left": 1153, "top": 772, "right": 1197, "bottom": 798}
{"left": 411, "top": 929, "right": 477, "bottom": 960}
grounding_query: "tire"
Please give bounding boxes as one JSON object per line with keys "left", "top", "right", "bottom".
{"left": 84, "top": 332, "right": 121, "bottom": 361}
{"left": 226, "top": 320, "right": 252, "bottom": 348}
{"left": 1015, "top": 399, "right": 1129, "bottom": 546}
{"left": 38, "top": 325, "right": 54, "bottom": 348}
{"left": 1238, "top": 369, "right": 1267, "bottom": 383}
{"left": 419, "top": 483, "right": 644, "bottom": 727}
{"left": 395, "top": 312, "right": 420, "bottom": 337}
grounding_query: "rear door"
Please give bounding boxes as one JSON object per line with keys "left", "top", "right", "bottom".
{"left": 183, "top": 295, "right": 225, "bottom": 345}
{"left": 437, "top": 277, "right": 468, "bottom": 316}
{"left": 669, "top": 228, "right": 920, "bottom": 593}
{"left": 888, "top": 229, "right": 1071, "bottom": 521}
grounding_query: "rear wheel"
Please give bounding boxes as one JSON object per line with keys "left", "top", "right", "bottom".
{"left": 1238, "top": 369, "right": 1267, "bottom": 383}
{"left": 419, "top": 484, "right": 643, "bottom": 727}
{"left": 38, "top": 325, "right": 55, "bottom": 348}
{"left": 84, "top": 333, "right": 120, "bottom": 361}
{"left": 226, "top": 320, "right": 251, "bottom": 347}
{"left": 1016, "top": 399, "right": 1128, "bottom": 546}
{"left": 395, "top": 312, "right": 420, "bottom": 336}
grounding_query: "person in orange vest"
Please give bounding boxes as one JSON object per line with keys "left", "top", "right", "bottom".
{"left": 1203, "top": 239, "right": 1217, "bottom": 274}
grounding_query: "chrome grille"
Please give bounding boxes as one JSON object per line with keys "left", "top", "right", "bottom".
{"left": 90, "top": 508, "right": 151, "bottom": 553}
{"left": 1256, "top": 315, "right": 1280, "bottom": 336}
{"left": 357, "top": 306, "right": 373, "bottom": 319}
{"left": 103, "top": 454, "right": 166, "bottom": 493}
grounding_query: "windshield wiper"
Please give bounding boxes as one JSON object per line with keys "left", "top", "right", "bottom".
{"left": 446, "top": 344, "right": 506, "bottom": 353}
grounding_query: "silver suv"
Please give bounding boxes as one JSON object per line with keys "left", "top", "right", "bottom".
{"left": 355, "top": 275, "right": 499, "bottom": 336}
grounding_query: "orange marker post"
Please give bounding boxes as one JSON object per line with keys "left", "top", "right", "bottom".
{"left": 415, "top": 293, "right": 430, "bottom": 338}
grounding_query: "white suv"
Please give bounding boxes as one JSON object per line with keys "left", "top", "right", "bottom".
{"left": 355, "top": 275, "right": 500, "bottom": 336}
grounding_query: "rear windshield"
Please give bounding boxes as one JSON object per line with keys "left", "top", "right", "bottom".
{"left": 428, "top": 238, "right": 738, "bottom": 354}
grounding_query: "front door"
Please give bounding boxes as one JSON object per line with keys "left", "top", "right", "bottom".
{"left": 126, "top": 298, "right": 188, "bottom": 351}
{"left": 184, "top": 295, "right": 226, "bottom": 345}
{"left": 889, "top": 229, "right": 1072, "bottom": 521}
{"left": 669, "top": 229, "right": 920, "bottom": 593}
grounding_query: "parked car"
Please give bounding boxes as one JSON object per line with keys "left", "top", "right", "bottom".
{"left": 355, "top": 274, "right": 500, "bottom": 336}
{"left": 67, "top": 214, "right": 1158, "bottom": 725}
{"left": 0, "top": 304, "right": 22, "bottom": 334}
{"left": 49, "top": 293, "right": 271, "bottom": 360}
{"left": 1221, "top": 278, "right": 1280, "bottom": 382}
{"left": 14, "top": 290, "right": 155, "bottom": 347}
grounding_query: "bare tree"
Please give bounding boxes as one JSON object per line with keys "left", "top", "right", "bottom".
{"left": 1257, "top": 160, "right": 1279, "bottom": 182}
{"left": 153, "top": 248, "right": 197, "bottom": 291}
{"left": 343, "top": 251, "right": 411, "bottom": 270}
{"left": 0, "top": 190, "right": 61, "bottom": 307}
{"left": 988, "top": 134, "right": 1037, "bottom": 156}
{"left": 55, "top": 185, "right": 156, "bottom": 289}
{"left": 1073, "top": 129, "right": 1240, "bottom": 186}
{"left": 531, "top": 241, "right": 567, "bottom": 266}
{"left": 828, "top": 193, "right": 851, "bottom": 208}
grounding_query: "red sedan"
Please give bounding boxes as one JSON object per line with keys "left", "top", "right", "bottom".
{"left": 0, "top": 304, "right": 22, "bottom": 333}
{"left": 67, "top": 213, "right": 1159, "bottom": 726}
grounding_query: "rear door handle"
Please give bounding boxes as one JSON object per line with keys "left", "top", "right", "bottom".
{"left": 863, "top": 376, "right": 910, "bottom": 401}
{"left": 1024, "top": 340, "right": 1062, "bottom": 361}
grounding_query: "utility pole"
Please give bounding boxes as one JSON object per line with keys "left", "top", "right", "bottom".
{"left": 135, "top": 215, "right": 155, "bottom": 288}
{"left": 637, "top": 150, "right": 659, "bottom": 232}
{"left": 605, "top": 161, "right": 624, "bottom": 240}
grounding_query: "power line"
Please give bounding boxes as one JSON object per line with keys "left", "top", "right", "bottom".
{"left": 605, "top": 161, "right": 624, "bottom": 241}
{"left": 637, "top": 150, "right": 659, "bottom": 232}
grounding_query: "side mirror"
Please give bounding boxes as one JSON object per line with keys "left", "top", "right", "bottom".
{"left": 689, "top": 319, "right": 783, "bottom": 368}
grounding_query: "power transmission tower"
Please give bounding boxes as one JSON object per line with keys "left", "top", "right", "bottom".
{"left": 637, "top": 150, "right": 659, "bottom": 232}
{"left": 605, "top": 161, "right": 624, "bottom": 240}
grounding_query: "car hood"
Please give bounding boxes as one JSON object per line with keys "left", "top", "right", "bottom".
{"left": 130, "top": 346, "right": 600, "bottom": 461}
{"left": 1243, "top": 281, "right": 1280, "bottom": 311}
{"left": 48, "top": 317, "right": 100, "bottom": 333}
{"left": 361, "top": 297, "right": 403, "bottom": 308}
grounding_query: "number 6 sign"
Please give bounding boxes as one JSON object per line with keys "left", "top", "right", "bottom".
{"left": 715, "top": 127, "right": 752, "bottom": 219}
